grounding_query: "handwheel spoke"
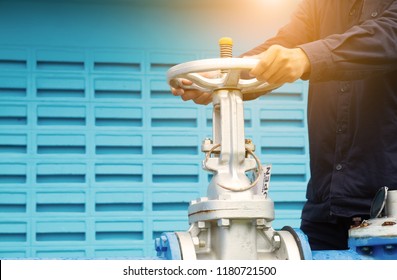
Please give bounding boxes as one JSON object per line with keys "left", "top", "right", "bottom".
{"left": 223, "top": 69, "right": 241, "bottom": 88}
{"left": 185, "top": 73, "right": 223, "bottom": 90}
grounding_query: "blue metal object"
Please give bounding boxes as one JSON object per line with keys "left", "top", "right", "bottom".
{"left": 349, "top": 236, "right": 397, "bottom": 260}
{"left": 312, "top": 249, "right": 371, "bottom": 260}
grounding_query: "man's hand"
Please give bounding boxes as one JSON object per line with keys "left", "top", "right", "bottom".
{"left": 249, "top": 45, "right": 311, "bottom": 84}
{"left": 170, "top": 72, "right": 217, "bottom": 105}
{"left": 171, "top": 79, "right": 213, "bottom": 105}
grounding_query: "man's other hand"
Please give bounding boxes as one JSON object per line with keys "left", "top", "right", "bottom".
{"left": 249, "top": 45, "right": 311, "bottom": 84}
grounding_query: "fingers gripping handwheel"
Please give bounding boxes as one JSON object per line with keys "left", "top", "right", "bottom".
{"left": 167, "top": 58, "right": 279, "bottom": 95}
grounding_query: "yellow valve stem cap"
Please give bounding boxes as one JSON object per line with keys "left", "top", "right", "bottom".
{"left": 218, "top": 37, "right": 233, "bottom": 46}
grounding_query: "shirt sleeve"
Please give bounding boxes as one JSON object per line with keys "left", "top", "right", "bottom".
{"left": 241, "top": 0, "right": 316, "bottom": 57}
{"left": 299, "top": 1, "right": 397, "bottom": 82}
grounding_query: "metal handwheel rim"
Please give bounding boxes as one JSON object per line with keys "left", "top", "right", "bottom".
{"left": 167, "top": 57, "right": 280, "bottom": 94}
{"left": 167, "top": 58, "right": 259, "bottom": 78}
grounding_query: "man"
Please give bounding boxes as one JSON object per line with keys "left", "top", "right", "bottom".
{"left": 171, "top": 0, "right": 397, "bottom": 250}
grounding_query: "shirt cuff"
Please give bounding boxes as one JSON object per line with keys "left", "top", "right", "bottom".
{"left": 298, "top": 40, "right": 334, "bottom": 82}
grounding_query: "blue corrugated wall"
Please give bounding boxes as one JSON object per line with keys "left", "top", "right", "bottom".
{"left": 0, "top": 0, "right": 309, "bottom": 258}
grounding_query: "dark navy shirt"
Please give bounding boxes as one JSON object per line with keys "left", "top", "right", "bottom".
{"left": 244, "top": 0, "right": 397, "bottom": 222}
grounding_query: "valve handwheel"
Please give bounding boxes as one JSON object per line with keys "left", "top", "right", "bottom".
{"left": 167, "top": 57, "right": 280, "bottom": 96}
{"left": 168, "top": 37, "right": 280, "bottom": 96}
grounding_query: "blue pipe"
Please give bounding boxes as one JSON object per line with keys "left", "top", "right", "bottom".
{"left": 155, "top": 229, "right": 396, "bottom": 260}
{"left": 312, "top": 249, "right": 371, "bottom": 260}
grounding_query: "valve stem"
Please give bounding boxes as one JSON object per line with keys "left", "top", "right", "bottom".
{"left": 219, "top": 37, "right": 233, "bottom": 58}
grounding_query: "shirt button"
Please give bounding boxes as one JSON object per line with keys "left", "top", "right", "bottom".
{"left": 336, "top": 164, "right": 343, "bottom": 171}
{"left": 371, "top": 11, "right": 378, "bottom": 17}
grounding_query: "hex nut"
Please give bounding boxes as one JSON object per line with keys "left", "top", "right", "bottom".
{"left": 256, "top": 219, "right": 266, "bottom": 226}
{"left": 154, "top": 238, "right": 161, "bottom": 251}
{"left": 272, "top": 234, "right": 281, "bottom": 249}
{"left": 217, "top": 218, "right": 230, "bottom": 227}
{"left": 192, "top": 237, "right": 200, "bottom": 246}
{"left": 160, "top": 235, "right": 168, "bottom": 251}
{"left": 197, "top": 221, "right": 207, "bottom": 229}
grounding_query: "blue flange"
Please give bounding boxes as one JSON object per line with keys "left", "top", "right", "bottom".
{"left": 282, "top": 227, "right": 312, "bottom": 260}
